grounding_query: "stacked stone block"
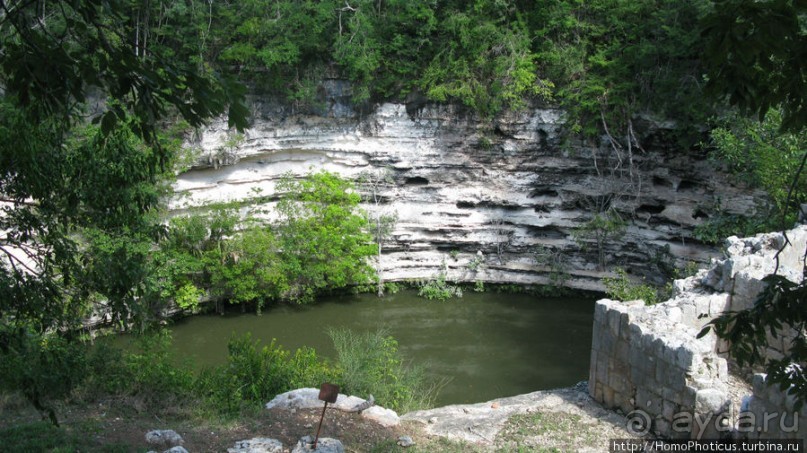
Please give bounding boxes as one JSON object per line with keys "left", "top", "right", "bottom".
{"left": 744, "top": 373, "right": 806, "bottom": 440}
{"left": 590, "top": 298, "right": 729, "bottom": 439}
{"left": 589, "top": 226, "right": 807, "bottom": 440}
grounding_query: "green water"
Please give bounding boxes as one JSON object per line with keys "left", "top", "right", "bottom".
{"left": 163, "top": 289, "right": 595, "bottom": 406}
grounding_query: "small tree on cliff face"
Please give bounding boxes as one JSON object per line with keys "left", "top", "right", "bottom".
{"left": 275, "top": 171, "right": 376, "bottom": 303}
{"left": 358, "top": 169, "right": 399, "bottom": 297}
{"left": 573, "top": 209, "right": 626, "bottom": 271}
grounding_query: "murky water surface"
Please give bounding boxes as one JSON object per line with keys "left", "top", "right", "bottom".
{"left": 162, "top": 289, "right": 595, "bottom": 405}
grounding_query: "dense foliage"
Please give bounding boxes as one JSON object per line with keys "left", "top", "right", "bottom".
{"left": 694, "top": 110, "right": 807, "bottom": 243}
{"left": 417, "top": 272, "right": 464, "bottom": 302}
{"left": 0, "top": 0, "right": 246, "bottom": 423}
{"left": 329, "top": 328, "right": 441, "bottom": 413}
{"left": 2, "top": 0, "right": 806, "bottom": 427}
{"left": 698, "top": 0, "right": 807, "bottom": 409}
{"left": 701, "top": 0, "right": 807, "bottom": 133}
{"left": 4, "top": 328, "right": 434, "bottom": 424}
{"left": 159, "top": 171, "right": 375, "bottom": 309}
{"left": 602, "top": 268, "right": 659, "bottom": 306}
{"left": 275, "top": 171, "right": 376, "bottom": 302}
{"left": 81, "top": 0, "right": 714, "bottom": 130}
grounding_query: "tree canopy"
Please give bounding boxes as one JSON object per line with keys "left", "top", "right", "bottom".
{"left": 698, "top": 0, "right": 807, "bottom": 410}
{"left": 0, "top": 0, "right": 247, "bottom": 423}
{"left": 71, "top": 0, "right": 705, "bottom": 133}
{"left": 701, "top": 0, "right": 807, "bottom": 132}
{"left": 0, "top": 0, "right": 247, "bottom": 331}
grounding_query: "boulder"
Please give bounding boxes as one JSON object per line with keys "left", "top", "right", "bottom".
{"left": 361, "top": 405, "right": 400, "bottom": 427}
{"left": 266, "top": 388, "right": 400, "bottom": 427}
{"left": 291, "top": 436, "right": 344, "bottom": 453}
{"left": 397, "top": 435, "right": 415, "bottom": 447}
{"left": 145, "top": 430, "right": 184, "bottom": 449}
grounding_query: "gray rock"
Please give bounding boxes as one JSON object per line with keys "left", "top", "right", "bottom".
{"left": 145, "top": 430, "right": 184, "bottom": 449}
{"left": 397, "top": 435, "right": 415, "bottom": 447}
{"left": 228, "top": 437, "right": 284, "bottom": 453}
{"left": 403, "top": 387, "right": 633, "bottom": 445}
{"left": 291, "top": 436, "right": 344, "bottom": 453}
{"left": 361, "top": 405, "right": 400, "bottom": 427}
{"left": 165, "top": 448, "right": 189, "bottom": 453}
{"left": 266, "top": 388, "right": 399, "bottom": 427}
{"left": 695, "top": 389, "right": 730, "bottom": 415}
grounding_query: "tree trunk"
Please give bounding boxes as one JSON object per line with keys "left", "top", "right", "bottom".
{"left": 376, "top": 242, "right": 384, "bottom": 297}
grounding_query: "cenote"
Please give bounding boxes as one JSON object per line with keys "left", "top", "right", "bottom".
{"left": 159, "top": 289, "right": 595, "bottom": 407}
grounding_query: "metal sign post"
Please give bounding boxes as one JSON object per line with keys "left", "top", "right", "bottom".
{"left": 313, "top": 382, "right": 340, "bottom": 449}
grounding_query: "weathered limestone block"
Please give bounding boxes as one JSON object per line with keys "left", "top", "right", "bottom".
{"left": 145, "top": 430, "right": 184, "bottom": 450}
{"left": 265, "top": 388, "right": 400, "bottom": 427}
{"left": 228, "top": 438, "right": 284, "bottom": 453}
{"left": 746, "top": 374, "right": 806, "bottom": 440}
{"left": 291, "top": 436, "right": 344, "bottom": 453}
{"left": 693, "top": 389, "right": 731, "bottom": 439}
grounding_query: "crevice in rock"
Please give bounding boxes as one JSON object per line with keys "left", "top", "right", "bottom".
{"left": 404, "top": 176, "right": 429, "bottom": 186}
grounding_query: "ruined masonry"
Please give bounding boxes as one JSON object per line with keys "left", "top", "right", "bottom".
{"left": 589, "top": 225, "right": 807, "bottom": 440}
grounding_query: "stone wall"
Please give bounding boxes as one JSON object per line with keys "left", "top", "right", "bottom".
{"left": 745, "top": 374, "right": 806, "bottom": 440}
{"left": 174, "top": 90, "right": 766, "bottom": 291}
{"left": 589, "top": 225, "right": 807, "bottom": 439}
{"left": 588, "top": 298, "right": 730, "bottom": 439}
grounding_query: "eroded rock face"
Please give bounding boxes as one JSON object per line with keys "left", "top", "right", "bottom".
{"left": 174, "top": 96, "right": 765, "bottom": 290}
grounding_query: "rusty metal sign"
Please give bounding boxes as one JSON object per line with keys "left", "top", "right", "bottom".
{"left": 318, "top": 382, "right": 340, "bottom": 404}
{"left": 314, "top": 382, "right": 340, "bottom": 449}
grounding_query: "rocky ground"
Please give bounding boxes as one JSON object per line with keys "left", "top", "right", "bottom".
{"left": 401, "top": 382, "right": 643, "bottom": 452}
{"left": 1, "top": 375, "right": 755, "bottom": 452}
{"left": 0, "top": 383, "right": 636, "bottom": 452}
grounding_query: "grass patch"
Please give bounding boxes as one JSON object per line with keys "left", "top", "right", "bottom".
{"left": 328, "top": 328, "right": 443, "bottom": 413}
{"left": 496, "top": 411, "right": 599, "bottom": 452}
{"left": 370, "top": 436, "right": 486, "bottom": 453}
{"left": 0, "top": 421, "right": 130, "bottom": 452}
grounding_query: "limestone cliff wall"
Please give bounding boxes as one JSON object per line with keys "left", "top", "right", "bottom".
{"left": 172, "top": 93, "right": 765, "bottom": 291}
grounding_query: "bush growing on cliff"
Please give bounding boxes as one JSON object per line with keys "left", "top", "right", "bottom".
{"left": 158, "top": 172, "right": 376, "bottom": 308}
{"left": 603, "top": 268, "right": 659, "bottom": 305}
{"left": 197, "top": 333, "right": 339, "bottom": 414}
{"left": 694, "top": 110, "right": 807, "bottom": 244}
{"left": 274, "top": 171, "right": 376, "bottom": 303}
{"left": 573, "top": 210, "right": 627, "bottom": 271}
{"left": 417, "top": 273, "right": 463, "bottom": 301}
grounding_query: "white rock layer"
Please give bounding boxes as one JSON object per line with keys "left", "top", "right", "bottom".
{"left": 175, "top": 97, "right": 766, "bottom": 290}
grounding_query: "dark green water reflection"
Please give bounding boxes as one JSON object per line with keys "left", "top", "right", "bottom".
{"left": 164, "top": 289, "right": 595, "bottom": 406}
